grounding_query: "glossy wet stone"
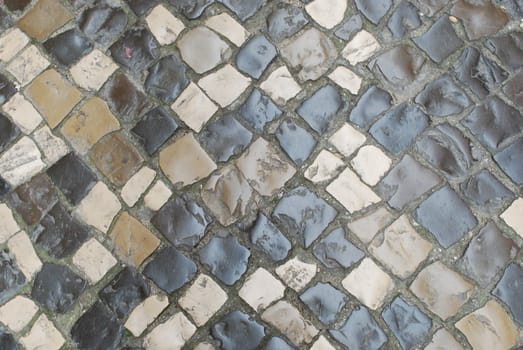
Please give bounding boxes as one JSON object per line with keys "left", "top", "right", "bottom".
{"left": 349, "top": 85, "right": 392, "bottom": 129}
{"left": 276, "top": 120, "right": 317, "bottom": 166}
{"left": 8, "top": 174, "right": 57, "bottom": 225}
{"left": 249, "top": 213, "right": 291, "bottom": 262}
{"left": 79, "top": 2, "right": 128, "bottom": 46}
{"left": 334, "top": 15, "right": 362, "bottom": 40}
{"left": 415, "top": 75, "right": 471, "bottom": 116}
{"left": 143, "top": 247, "right": 196, "bottom": 293}
{"left": 265, "top": 337, "right": 295, "bottom": 350}
{"left": 313, "top": 227, "right": 364, "bottom": 268}
{"left": 145, "top": 55, "right": 188, "bottom": 104}
{"left": 200, "top": 116, "right": 253, "bottom": 162}
{"left": 238, "top": 89, "right": 282, "bottom": 133}
{"left": 453, "top": 47, "right": 508, "bottom": 98}
{"left": 267, "top": 4, "right": 308, "bottom": 42}
{"left": 494, "top": 138, "right": 523, "bottom": 184}
{"left": 297, "top": 85, "right": 342, "bottom": 135}
{"left": 43, "top": 29, "right": 93, "bottom": 67}
{"left": 300, "top": 282, "right": 347, "bottom": 325}
{"left": 355, "top": 0, "right": 392, "bottom": 24}
{"left": 151, "top": 195, "right": 211, "bottom": 249}
{"left": 236, "top": 35, "right": 276, "bottom": 79}
{"left": 70, "top": 301, "right": 122, "bottom": 350}
{"left": 415, "top": 186, "right": 477, "bottom": 248}
{"left": 370, "top": 103, "right": 429, "bottom": 155}
{"left": 0, "top": 251, "right": 26, "bottom": 304}
{"left": 460, "top": 170, "right": 513, "bottom": 211}
{"left": 273, "top": 186, "right": 337, "bottom": 248}
{"left": 212, "top": 310, "right": 265, "bottom": 350}
{"left": 387, "top": 1, "right": 422, "bottom": 38}
{"left": 462, "top": 96, "right": 523, "bottom": 151}
{"left": 414, "top": 17, "right": 463, "bottom": 63}
{"left": 493, "top": 263, "right": 523, "bottom": 325}
{"left": 99, "top": 268, "right": 150, "bottom": 320}
{"left": 370, "top": 45, "right": 426, "bottom": 87}
{"left": 131, "top": 107, "right": 178, "bottom": 155}
{"left": 103, "top": 73, "right": 152, "bottom": 122}
{"left": 0, "top": 75, "right": 16, "bottom": 106}
{"left": 382, "top": 296, "right": 431, "bottom": 350}
{"left": 110, "top": 29, "right": 159, "bottom": 71}
{"left": 31, "top": 263, "right": 86, "bottom": 313}
{"left": 485, "top": 31, "right": 523, "bottom": 71}
{"left": 503, "top": 71, "right": 523, "bottom": 109}
{"left": 451, "top": 0, "right": 508, "bottom": 40}
{"left": 47, "top": 153, "right": 97, "bottom": 205}
{"left": 330, "top": 306, "right": 387, "bottom": 350}
{"left": 219, "top": 0, "right": 265, "bottom": 21}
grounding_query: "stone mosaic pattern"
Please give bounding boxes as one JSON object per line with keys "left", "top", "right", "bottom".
{"left": 0, "top": 0, "right": 522, "bottom": 349}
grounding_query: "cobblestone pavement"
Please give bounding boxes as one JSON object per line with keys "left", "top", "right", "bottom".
{"left": 0, "top": 0, "right": 522, "bottom": 349}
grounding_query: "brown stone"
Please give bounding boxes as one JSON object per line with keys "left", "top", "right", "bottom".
{"left": 18, "top": 0, "right": 73, "bottom": 40}
{"left": 25, "top": 69, "right": 82, "bottom": 128}
{"left": 90, "top": 132, "right": 144, "bottom": 186}
{"left": 451, "top": 0, "right": 509, "bottom": 40}
{"left": 110, "top": 212, "right": 160, "bottom": 266}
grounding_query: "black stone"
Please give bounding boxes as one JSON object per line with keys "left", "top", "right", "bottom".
{"left": 349, "top": 85, "right": 392, "bottom": 129}
{"left": 460, "top": 170, "right": 513, "bottom": 211}
{"left": 110, "top": 28, "right": 159, "bottom": 71}
{"left": 0, "top": 329, "right": 18, "bottom": 350}
{"left": 250, "top": 213, "right": 291, "bottom": 262}
{"left": 132, "top": 107, "right": 178, "bottom": 155}
{"left": 4, "top": 0, "right": 31, "bottom": 11}
{"left": 387, "top": 1, "right": 422, "bottom": 38}
{"left": 43, "top": 29, "right": 93, "bottom": 67}
{"left": 168, "top": 0, "right": 214, "bottom": 19}
{"left": 273, "top": 186, "right": 337, "bottom": 248}
{"left": 0, "top": 177, "right": 9, "bottom": 197}
{"left": 494, "top": 138, "right": 523, "bottom": 185}
{"left": 99, "top": 267, "right": 150, "bottom": 320}
{"left": 71, "top": 301, "right": 123, "bottom": 350}
{"left": 313, "top": 227, "right": 365, "bottom": 269}
{"left": 330, "top": 306, "right": 387, "bottom": 350}
{"left": 335, "top": 15, "right": 363, "bottom": 41}
{"left": 415, "top": 186, "right": 477, "bottom": 248}
{"left": 31, "top": 263, "right": 87, "bottom": 313}
{"left": 143, "top": 247, "right": 197, "bottom": 293}
{"left": 236, "top": 35, "right": 276, "bottom": 79}
{"left": 33, "top": 203, "right": 89, "bottom": 258}
{"left": 485, "top": 31, "right": 523, "bottom": 71}
{"left": 47, "top": 153, "right": 97, "bottom": 205}
{"left": 239, "top": 89, "right": 282, "bottom": 132}
{"left": 0, "top": 75, "right": 16, "bottom": 105}
{"left": 370, "top": 103, "right": 429, "bottom": 155}
{"left": 300, "top": 282, "right": 347, "bottom": 325}
{"left": 125, "top": 0, "right": 158, "bottom": 15}
{"left": 218, "top": 0, "right": 266, "bottom": 20}
{"left": 276, "top": 120, "right": 317, "bottom": 166}
{"left": 493, "top": 263, "right": 523, "bottom": 325}
{"left": 0, "top": 251, "right": 26, "bottom": 304}
{"left": 267, "top": 4, "right": 308, "bottom": 42}
{"left": 212, "top": 311, "right": 265, "bottom": 350}
{"left": 0, "top": 114, "right": 20, "bottom": 153}
{"left": 79, "top": 2, "right": 128, "bottom": 46}
{"left": 151, "top": 195, "right": 211, "bottom": 249}
{"left": 453, "top": 47, "right": 508, "bottom": 98}
{"left": 354, "top": 0, "right": 393, "bottom": 24}
{"left": 382, "top": 296, "right": 432, "bottom": 350}
{"left": 265, "top": 337, "right": 295, "bottom": 350}
{"left": 414, "top": 17, "right": 463, "bottom": 63}
{"left": 415, "top": 75, "right": 471, "bottom": 116}
{"left": 145, "top": 55, "right": 189, "bottom": 104}
{"left": 200, "top": 115, "right": 253, "bottom": 162}
{"left": 103, "top": 73, "right": 152, "bottom": 122}
{"left": 297, "top": 85, "right": 342, "bottom": 135}
{"left": 199, "top": 235, "right": 250, "bottom": 285}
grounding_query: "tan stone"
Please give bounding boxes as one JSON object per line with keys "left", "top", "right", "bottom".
{"left": 7, "top": 45, "right": 50, "bottom": 86}
{"left": 304, "top": 150, "right": 345, "bottom": 183}
{"left": 125, "top": 294, "right": 169, "bottom": 337}
{"left": 0, "top": 204, "right": 20, "bottom": 244}
{"left": 306, "top": 0, "right": 347, "bottom": 29}
{"left": 239, "top": 268, "right": 285, "bottom": 311}
{"left": 329, "top": 66, "right": 362, "bottom": 94}
{"left": 501, "top": 197, "right": 523, "bottom": 239}
{"left": 62, "top": 97, "right": 120, "bottom": 154}
{"left": 0, "top": 295, "right": 38, "bottom": 332}
{"left": 327, "top": 168, "right": 381, "bottom": 213}
{"left": 146, "top": 5, "right": 185, "bottom": 46}
{"left": 410, "top": 262, "right": 475, "bottom": 320}
{"left": 144, "top": 312, "right": 196, "bottom": 350}
{"left": 19, "top": 314, "right": 65, "bottom": 350}
{"left": 144, "top": 180, "right": 172, "bottom": 211}
{"left": 171, "top": 82, "right": 218, "bottom": 132}
{"left": 205, "top": 13, "right": 249, "bottom": 46}
{"left": 72, "top": 238, "right": 117, "bottom": 283}
{"left": 275, "top": 257, "right": 316, "bottom": 292}
{"left": 0, "top": 136, "right": 45, "bottom": 187}
{"left": 348, "top": 207, "right": 394, "bottom": 244}
{"left": 342, "top": 30, "right": 381, "bottom": 65}
{"left": 262, "top": 301, "right": 318, "bottom": 346}
{"left": 33, "top": 126, "right": 70, "bottom": 165}
{"left": 3, "top": 93, "right": 43, "bottom": 134}
{"left": 70, "top": 50, "right": 118, "bottom": 91}
{"left": 159, "top": 133, "right": 216, "bottom": 188}
{"left": 194, "top": 343, "right": 215, "bottom": 350}
{"left": 74, "top": 181, "right": 121, "bottom": 233}
{"left": 260, "top": 66, "right": 301, "bottom": 105}
{"left": 329, "top": 123, "right": 366, "bottom": 157}
{"left": 351, "top": 145, "right": 392, "bottom": 186}
{"left": 18, "top": 0, "right": 73, "bottom": 40}
{"left": 121, "top": 167, "right": 156, "bottom": 207}
{"left": 110, "top": 212, "right": 160, "bottom": 267}
{"left": 0, "top": 28, "right": 30, "bottom": 62}
{"left": 425, "top": 328, "right": 463, "bottom": 350}
{"left": 8, "top": 231, "right": 42, "bottom": 279}
{"left": 25, "top": 69, "right": 82, "bottom": 128}
{"left": 198, "top": 64, "right": 251, "bottom": 107}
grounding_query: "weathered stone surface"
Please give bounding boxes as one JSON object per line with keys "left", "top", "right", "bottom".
{"left": 212, "top": 311, "right": 265, "bottom": 350}
{"left": 335, "top": 15, "right": 363, "bottom": 40}
{"left": 219, "top": 0, "right": 265, "bottom": 20}
{"left": 265, "top": 337, "right": 295, "bottom": 350}
{"left": 493, "top": 263, "right": 523, "bottom": 325}
{"left": 370, "top": 45, "right": 426, "bottom": 88}
{"left": 250, "top": 213, "right": 291, "bottom": 262}
{"left": 238, "top": 89, "right": 282, "bottom": 133}
{"left": 305, "top": 0, "right": 347, "bottom": 29}
{"left": 485, "top": 31, "right": 523, "bottom": 71}
{"left": 330, "top": 307, "right": 387, "bottom": 350}
{"left": 17, "top": 0, "right": 73, "bottom": 40}
{"left": 198, "top": 64, "right": 251, "bottom": 107}
{"left": 425, "top": 329, "right": 463, "bottom": 350}
{"left": 262, "top": 301, "right": 318, "bottom": 346}
{"left": 342, "top": 30, "right": 380, "bottom": 65}
{"left": 132, "top": 107, "right": 178, "bottom": 155}
{"left": 451, "top": 0, "right": 508, "bottom": 40}
{"left": 168, "top": 0, "right": 214, "bottom": 19}
{"left": 267, "top": 4, "right": 308, "bottom": 42}
{"left": 297, "top": 85, "right": 342, "bottom": 135}
{"left": 305, "top": 150, "right": 344, "bottom": 183}
{"left": 125, "top": 295, "right": 168, "bottom": 337}
{"left": 146, "top": 4, "right": 185, "bottom": 45}
{"left": 144, "top": 312, "right": 196, "bottom": 350}
{"left": 236, "top": 35, "right": 276, "bottom": 79}
{"left": 354, "top": 0, "right": 392, "bottom": 24}
{"left": 110, "top": 28, "right": 159, "bottom": 71}
{"left": 79, "top": 2, "right": 128, "bottom": 46}
{"left": 205, "top": 13, "right": 248, "bottom": 46}
{"left": 276, "top": 120, "right": 317, "bottom": 166}
{"left": 351, "top": 145, "right": 391, "bottom": 186}
{"left": 348, "top": 207, "right": 394, "bottom": 244}
{"left": 0, "top": 137, "right": 45, "bottom": 188}
{"left": 103, "top": 73, "right": 152, "bottom": 122}
{"left": 72, "top": 238, "right": 117, "bottom": 283}
{"left": 503, "top": 70, "right": 523, "bottom": 109}
{"left": 70, "top": 49, "right": 117, "bottom": 91}
{"left": 414, "top": 17, "right": 463, "bottom": 63}
{"left": 327, "top": 168, "right": 381, "bottom": 213}
{"left": 276, "top": 257, "right": 316, "bottom": 292}
{"left": 349, "top": 85, "right": 392, "bottom": 128}
{"left": 260, "top": 66, "right": 301, "bottom": 105}
{"left": 171, "top": 82, "right": 218, "bottom": 132}
{"left": 146, "top": 55, "right": 189, "bottom": 104}
{"left": 239, "top": 268, "right": 285, "bottom": 311}
{"left": 0, "top": 251, "right": 26, "bottom": 304}
{"left": 387, "top": 1, "right": 422, "bottom": 38}
{"left": 415, "top": 75, "right": 471, "bottom": 116}
{"left": 300, "top": 282, "right": 347, "bottom": 324}
{"left": 461, "top": 170, "right": 513, "bottom": 211}
{"left": 494, "top": 138, "right": 523, "bottom": 184}
{"left": 200, "top": 116, "right": 253, "bottom": 162}
{"left": 0, "top": 295, "right": 37, "bottom": 333}
{"left": 412, "top": 0, "right": 446, "bottom": 15}
{"left": 20, "top": 314, "right": 64, "bottom": 350}
{"left": 43, "top": 29, "right": 93, "bottom": 66}
{"left": 0, "top": 75, "right": 16, "bottom": 106}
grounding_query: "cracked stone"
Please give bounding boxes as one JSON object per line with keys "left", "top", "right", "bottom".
{"left": 335, "top": 15, "right": 363, "bottom": 41}
{"left": 249, "top": 213, "right": 291, "bottom": 262}
{"left": 461, "top": 169, "right": 513, "bottom": 211}
{"left": 300, "top": 282, "right": 347, "bottom": 325}
{"left": 143, "top": 247, "right": 196, "bottom": 294}
{"left": 219, "top": 0, "right": 265, "bottom": 21}
{"left": 414, "top": 16, "right": 463, "bottom": 63}
{"left": 239, "top": 89, "right": 282, "bottom": 133}
{"left": 349, "top": 85, "right": 392, "bottom": 129}
{"left": 103, "top": 73, "right": 153, "bottom": 122}
{"left": 494, "top": 138, "right": 523, "bottom": 184}
{"left": 43, "top": 29, "right": 93, "bottom": 66}
{"left": 132, "top": 107, "right": 178, "bottom": 155}
{"left": 110, "top": 28, "right": 159, "bottom": 71}
{"left": 485, "top": 31, "right": 523, "bottom": 71}
{"left": 200, "top": 116, "right": 253, "bottom": 162}
{"left": 354, "top": 0, "right": 392, "bottom": 24}
{"left": 388, "top": 1, "right": 422, "bottom": 38}
{"left": 18, "top": 0, "right": 73, "bottom": 40}
{"left": 212, "top": 311, "right": 265, "bottom": 350}
{"left": 205, "top": 13, "right": 249, "bottom": 46}
{"left": 262, "top": 301, "right": 318, "bottom": 346}
{"left": 0, "top": 251, "right": 26, "bottom": 304}
{"left": 0, "top": 28, "right": 29, "bottom": 63}
{"left": 330, "top": 306, "right": 387, "bottom": 350}
{"left": 297, "top": 85, "right": 342, "bottom": 135}
{"left": 236, "top": 35, "right": 276, "bottom": 79}
{"left": 276, "top": 120, "right": 317, "bottom": 166}
{"left": 79, "top": 2, "right": 128, "bottom": 46}
{"left": 451, "top": 0, "right": 508, "bottom": 40}
{"left": 267, "top": 4, "right": 308, "bottom": 42}
{"left": 493, "top": 263, "right": 523, "bottom": 325}
{"left": 370, "top": 45, "right": 426, "bottom": 88}
{"left": 415, "top": 74, "right": 471, "bottom": 116}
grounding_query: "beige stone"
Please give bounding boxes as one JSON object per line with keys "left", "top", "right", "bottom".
{"left": 146, "top": 5, "right": 185, "bottom": 46}
{"left": 125, "top": 294, "right": 169, "bottom": 337}
{"left": 121, "top": 167, "right": 156, "bottom": 207}
{"left": 194, "top": 343, "right": 215, "bottom": 350}
{"left": 61, "top": 97, "right": 120, "bottom": 154}
{"left": 425, "top": 328, "right": 463, "bottom": 350}
{"left": 198, "top": 64, "right": 251, "bottom": 107}
{"left": 145, "top": 312, "right": 196, "bottom": 350}
{"left": 501, "top": 197, "right": 523, "bottom": 239}
{"left": 0, "top": 136, "right": 45, "bottom": 187}
{"left": 410, "top": 262, "right": 475, "bottom": 320}
{"left": 0, "top": 295, "right": 38, "bottom": 332}
{"left": 3, "top": 93, "right": 43, "bottom": 134}
{"left": 329, "top": 123, "right": 366, "bottom": 157}
{"left": 262, "top": 301, "right": 318, "bottom": 346}
{"left": 329, "top": 66, "right": 362, "bottom": 94}
{"left": 275, "top": 257, "right": 316, "bottom": 292}
{"left": 33, "top": 126, "right": 70, "bottom": 165}
{"left": 144, "top": 180, "right": 172, "bottom": 211}
{"left": 327, "top": 168, "right": 381, "bottom": 213}
{"left": 342, "top": 258, "right": 394, "bottom": 310}
{"left": 306, "top": 0, "right": 347, "bottom": 29}
{"left": 342, "top": 30, "right": 381, "bottom": 65}
{"left": 7, "top": 46, "right": 50, "bottom": 86}
{"left": 159, "top": 133, "right": 217, "bottom": 188}
{"left": 70, "top": 50, "right": 118, "bottom": 91}
{"left": 19, "top": 314, "right": 65, "bottom": 350}
{"left": 456, "top": 301, "right": 518, "bottom": 350}
{"left": 239, "top": 268, "right": 285, "bottom": 311}
{"left": 0, "top": 204, "right": 20, "bottom": 244}
{"left": 305, "top": 150, "right": 345, "bottom": 183}
{"left": 0, "top": 28, "right": 30, "bottom": 62}
{"left": 310, "top": 336, "right": 336, "bottom": 350}
{"left": 74, "top": 181, "right": 121, "bottom": 233}
{"left": 205, "top": 13, "right": 249, "bottom": 46}
{"left": 8, "top": 231, "right": 42, "bottom": 279}
{"left": 348, "top": 207, "right": 394, "bottom": 244}
{"left": 260, "top": 66, "right": 301, "bottom": 105}
{"left": 351, "top": 145, "right": 392, "bottom": 186}
{"left": 17, "top": 0, "right": 73, "bottom": 40}
{"left": 72, "top": 238, "right": 117, "bottom": 283}
{"left": 171, "top": 82, "right": 218, "bottom": 132}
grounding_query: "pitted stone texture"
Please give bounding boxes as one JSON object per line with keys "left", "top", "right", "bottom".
{"left": 171, "top": 82, "right": 217, "bottom": 132}
{"left": 275, "top": 257, "right": 316, "bottom": 292}
{"left": 17, "top": 0, "right": 73, "bottom": 40}
{"left": 349, "top": 85, "right": 392, "bottom": 129}
{"left": 249, "top": 213, "right": 291, "bottom": 262}
{"left": 451, "top": 0, "right": 508, "bottom": 40}
{"left": 239, "top": 268, "right": 285, "bottom": 311}
{"left": 238, "top": 89, "right": 282, "bottom": 133}
{"left": 297, "top": 85, "right": 342, "bottom": 135}
{"left": 236, "top": 35, "right": 276, "bottom": 79}
{"left": 342, "top": 30, "right": 380, "bottom": 65}
{"left": 300, "top": 282, "right": 347, "bottom": 325}
{"left": 305, "top": 0, "right": 347, "bottom": 29}
{"left": 144, "top": 312, "right": 196, "bottom": 350}
{"left": 198, "top": 64, "right": 251, "bottom": 107}
{"left": 461, "top": 170, "right": 513, "bottom": 212}
{"left": 414, "top": 17, "right": 463, "bottom": 63}
{"left": 43, "top": 29, "right": 93, "bottom": 67}
{"left": 327, "top": 168, "right": 381, "bottom": 213}
{"left": 493, "top": 263, "right": 523, "bottom": 325}
{"left": 79, "top": 2, "right": 128, "bottom": 46}
{"left": 354, "top": 0, "right": 392, "bottom": 24}
{"left": 313, "top": 227, "right": 364, "bottom": 268}
{"left": 262, "top": 301, "right": 318, "bottom": 346}
{"left": 200, "top": 116, "right": 253, "bottom": 162}
{"left": 415, "top": 75, "right": 471, "bottom": 117}
{"left": 260, "top": 66, "right": 301, "bottom": 104}
{"left": 267, "top": 4, "right": 308, "bottom": 42}
{"left": 132, "top": 107, "right": 178, "bottom": 155}
{"left": 330, "top": 306, "right": 387, "bottom": 350}
{"left": 495, "top": 138, "right": 523, "bottom": 185}
{"left": 276, "top": 120, "right": 317, "bottom": 166}
{"left": 103, "top": 73, "right": 152, "bottom": 123}
{"left": 212, "top": 311, "right": 265, "bottom": 350}
{"left": 178, "top": 27, "right": 231, "bottom": 74}
{"left": 485, "top": 31, "right": 523, "bottom": 71}
{"left": 146, "top": 55, "right": 189, "bottom": 104}
{"left": 387, "top": 1, "right": 422, "bottom": 38}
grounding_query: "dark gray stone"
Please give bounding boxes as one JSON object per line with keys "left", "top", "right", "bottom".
{"left": 110, "top": 28, "right": 159, "bottom": 71}
{"left": 335, "top": 15, "right": 363, "bottom": 40}
{"left": 79, "top": 2, "right": 128, "bottom": 46}
{"left": 414, "top": 16, "right": 463, "bottom": 63}
{"left": 219, "top": 0, "right": 266, "bottom": 20}
{"left": 236, "top": 35, "right": 276, "bottom": 79}
{"left": 212, "top": 311, "right": 265, "bottom": 350}
{"left": 0, "top": 251, "right": 26, "bottom": 304}
{"left": 168, "top": 0, "right": 214, "bottom": 18}
{"left": 43, "top": 29, "right": 93, "bottom": 66}
{"left": 0, "top": 329, "right": 18, "bottom": 350}
{"left": 267, "top": 4, "right": 308, "bottom": 42}
{"left": 494, "top": 137, "right": 523, "bottom": 184}
{"left": 5, "top": 0, "right": 31, "bottom": 11}
{"left": 503, "top": 70, "right": 523, "bottom": 109}
{"left": 495, "top": 0, "right": 523, "bottom": 18}
{"left": 330, "top": 306, "right": 387, "bottom": 350}
{"left": 349, "top": 85, "right": 392, "bottom": 129}
{"left": 387, "top": 1, "right": 422, "bottom": 38}
{"left": 103, "top": 73, "right": 153, "bottom": 122}
{"left": 250, "top": 213, "right": 291, "bottom": 262}
{"left": 145, "top": 55, "right": 189, "bottom": 104}
{"left": 300, "top": 282, "right": 347, "bottom": 325}
{"left": 485, "top": 31, "right": 523, "bottom": 71}
{"left": 0, "top": 178, "right": 10, "bottom": 197}
{"left": 0, "top": 114, "right": 20, "bottom": 153}
{"left": 493, "top": 263, "right": 523, "bottom": 325}
{"left": 265, "top": 337, "right": 295, "bottom": 350}
{"left": 370, "top": 45, "right": 426, "bottom": 87}
{"left": 125, "top": 0, "right": 158, "bottom": 15}
{"left": 354, "top": 0, "right": 393, "bottom": 24}
{"left": 238, "top": 89, "right": 282, "bottom": 132}
{"left": 143, "top": 247, "right": 197, "bottom": 293}
{"left": 297, "top": 85, "right": 342, "bottom": 135}
{"left": 276, "top": 120, "right": 317, "bottom": 166}
{"left": 71, "top": 301, "right": 122, "bottom": 350}
{"left": 415, "top": 75, "right": 471, "bottom": 116}
{"left": 132, "top": 107, "right": 178, "bottom": 155}
{"left": 313, "top": 227, "right": 365, "bottom": 268}
{"left": 0, "top": 75, "right": 16, "bottom": 105}
{"left": 460, "top": 170, "right": 513, "bottom": 211}
{"left": 200, "top": 115, "right": 253, "bottom": 162}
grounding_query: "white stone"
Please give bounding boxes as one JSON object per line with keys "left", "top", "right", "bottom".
{"left": 125, "top": 294, "right": 169, "bottom": 337}
{"left": 0, "top": 204, "right": 19, "bottom": 244}
{"left": 260, "top": 66, "right": 301, "bottom": 105}
{"left": 19, "top": 314, "right": 65, "bottom": 350}
{"left": 0, "top": 295, "right": 38, "bottom": 332}
{"left": 305, "top": 150, "right": 345, "bottom": 183}
{"left": 310, "top": 335, "right": 336, "bottom": 350}
{"left": 501, "top": 198, "right": 523, "bottom": 239}
{"left": 239, "top": 268, "right": 285, "bottom": 311}
{"left": 3, "top": 93, "right": 43, "bottom": 134}
{"left": 275, "top": 257, "right": 316, "bottom": 292}
{"left": 178, "top": 274, "right": 227, "bottom": 326}
{"left": 328, "top": 66, "right": 362, "bottom": 94}
{"left": 72, "top": 238, "right": 117, "bottom": 283}
{"left": 425, "top": 328, "right": 464, "bottom": 350}
{"left": 0, "top": 136, "right": 45, "bottom": 187}
{"left": 121, "top": 166, "right": 156, "bottom": 207}
{"left": 329, "top": 123, "right": 366, "bottom": 157}
{"left": 198, "top": 64, "right": 251, "bottom": 107}
{"left": 7, "top": 45, "right": 50, "bottom": 86}
{"left": 342, "top": 258, "right": 394, "bottom": 310}
{"left": 205, "top": 13, "right": 249, "bottom": 46}
{"left": 171, "top": 82, "right": 218, "bottom": 131}
{"left": 146, "top": 5, "right": 185, "bottom": 45}
{"left": 194, "top": 343, "right": 215, "bottom": 350}
{"left": 306, "top": 0, "right": 347, "bottom": 29}
{"left": 0, "top": 28, "right": 30, "bottom": 62}
{"left": 144, "top": 312, "right": 196, "bottom": 350}
{"left": 8, "top": 231, "right": 42, "bottom": 280}
{"left": 32, "top": 126, "right": 70, "bottom": 165}
{"left": 351, "top": 145, "right": 392, "bottom": 186}
{"left": 74, "top": 182, "right": 121, "bottom": 233}
{"left": 262, "top": 301, "right": 318, "bottom": 346}
{"left": 348, "top": 207, "right": 394, "bottom": 244}
{"left": 70, "top": 49, "right": 118, "bottom": 91}
{"left": 144, "top": 180, "right": 172, "bottom": 211}
{"left": 327, "top": 168, "right": 381, "bottom": 213}
{"left": 342, "top": 30, "right": 381, "bottom": 65}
